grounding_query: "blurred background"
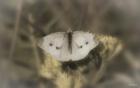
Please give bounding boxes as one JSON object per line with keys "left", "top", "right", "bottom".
{"left": 0, "top": 0, "right": 140, "bottom": 88}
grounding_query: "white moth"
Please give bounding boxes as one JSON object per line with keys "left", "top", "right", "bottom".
{"left": 39, "top": 31, "right": 98, "bottom": 62}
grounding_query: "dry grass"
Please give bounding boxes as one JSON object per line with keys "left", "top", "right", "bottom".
{"left": 0, "top": 0, "right": 140, "bottom": 88}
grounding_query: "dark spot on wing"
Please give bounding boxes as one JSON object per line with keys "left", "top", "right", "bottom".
{"left": 79, "top": 45, "right": 83, "bottom": 48}
{"left": 56, "top": 46, "right": 61, "bottom": 50}
{"left": 49, "top": 43, "right": 53, "bottom": 46}
{"left": 85, "top": 41, "right": 89, "bottom": 45}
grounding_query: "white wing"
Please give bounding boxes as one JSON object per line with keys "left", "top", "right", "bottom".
{"left": 39, "top": 32, "right": 70, "bottom": 61}
{"left": 71, "top": 31, "right": 98, "bottom": 61}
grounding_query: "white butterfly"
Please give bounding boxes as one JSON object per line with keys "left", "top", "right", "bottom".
{"left": 39, "top": 31, "right": 99, "bottom": 62}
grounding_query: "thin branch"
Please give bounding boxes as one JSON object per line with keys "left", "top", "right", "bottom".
{"left": 9, "top": 0, "right": 23, "bottom": 59}
{"left": 28, "top": 14, "right": 40, "bottom": 71}
{"left": 28, "top": 14, "right": 46, "bottom": 88}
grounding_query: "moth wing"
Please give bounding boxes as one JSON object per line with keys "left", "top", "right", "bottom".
{"left": 71, "top": 31, "right": 98, "bottom": 61}
{"left": 38, "top": 32, "right": 68, "bottom": 61}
